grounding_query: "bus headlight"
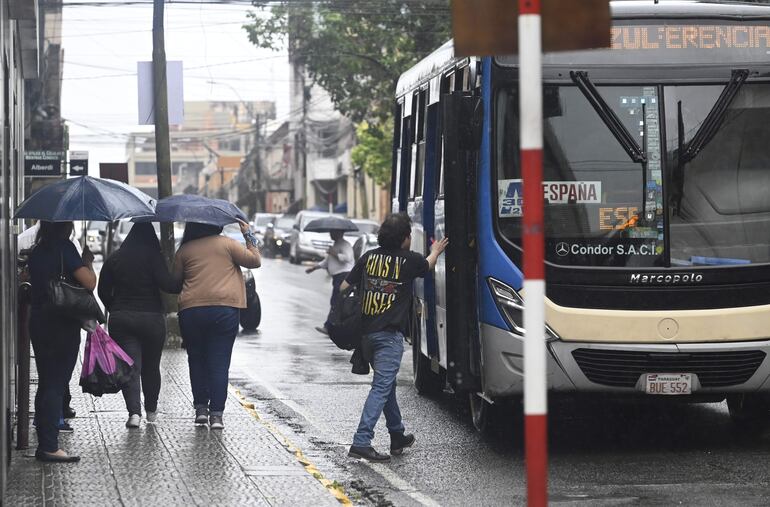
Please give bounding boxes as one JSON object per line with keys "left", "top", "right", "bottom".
{"left": 487, "top": 277, "right": 559, "bottom": 340}
{"left": 488, "top": 277, "right": 525, "bottom": 334}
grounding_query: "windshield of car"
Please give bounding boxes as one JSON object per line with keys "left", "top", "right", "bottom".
{"left": 354, "top": 222, "right": 379, "bottom": 234}
{"left": 223, "top": 224, "right": 241, "bottom": 236}
{"left": 300, "top": 214, "right": 329, "bottom": 230}
{"left": 89, "top": 221, "right": 108, "bottom": 231}
{"left": 496, "top": 84, "right": 664, "bottom": 267}
{"left": 275, "top": 217, "right": 294, "bottom": 230}
{"left": 255, "top": 215, "right": 275, "bottom": 226}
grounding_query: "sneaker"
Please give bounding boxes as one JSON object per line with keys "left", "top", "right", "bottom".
{"left": 389, "top": 432, "right": 415, "bottom": 456}
{"left": 63, "top": 407, "right": 77, "bottom": 419}
{"left": 194, "top": 408, "right": 209, "bottom": 426}
{"left": 209, "top": 415, "right": 224, "bottom": 430}
{"left": 348, "top": 445, "right": 391, "bottom": 462}
{"left": 57, "top": 422, "right": 74, "bottom": 433}
{"left": 314, "top": 326, "right": 329, "bottom": 336}
{"left": 145, "top": 411, "right": 158, "bottom": 423}
{"left": 125, "top": 414, "right": 141, "bottom": 428}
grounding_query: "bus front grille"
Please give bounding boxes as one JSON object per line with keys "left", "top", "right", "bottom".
{"left": 571, "top": 349, "right": 767, "bottom": 388}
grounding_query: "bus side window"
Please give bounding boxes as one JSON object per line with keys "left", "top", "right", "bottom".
{"left": 436, "top": 75, "right": 451, "bottom": 197}
{"left": 392, "top": 101, "right": 403, "bottom": 202}
{"left": 412, "top": 89, "right": 427, "bottom": 199}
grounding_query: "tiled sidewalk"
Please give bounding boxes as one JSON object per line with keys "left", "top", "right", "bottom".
{"left": 6, "top": 349, "right": 346, "bottom": 506}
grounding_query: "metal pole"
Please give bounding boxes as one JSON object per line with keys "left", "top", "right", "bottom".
{"left": 15, "top": 297, "right": 29, "bottom": 450}
{"left": 153, "top": 0, "right": 174, "bottom": 268}
{"left": 519, "top": 1, "right": 547, "bottom": 506}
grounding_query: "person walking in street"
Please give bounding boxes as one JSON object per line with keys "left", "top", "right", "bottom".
{"left": 27, "top": 221, "right": 96, "bottom": 463}
{"left": 342, "top": 213, "right": 448, "bottom": 462}
{"left": 97, "top": 222, "right": 181, "bottom": 429}
{"left": 174, "top": 221, "right": 261, "bottom": 429}
{"left": 305, "top": 229, "right": 354, "bottom": 335}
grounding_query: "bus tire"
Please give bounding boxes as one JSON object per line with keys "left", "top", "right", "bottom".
{"left": 412, "top": 308, "right": 442, "bottom": 396}
{"left": 727, "top": 394, "right": 770, "bottom": 429}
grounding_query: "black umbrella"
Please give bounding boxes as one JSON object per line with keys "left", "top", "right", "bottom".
{"left": 304, "top": 216, "right": 358, "bottom": 233}
{"left": 135, "top": 194, "right": 247, "bottom": 227}
{"left": 14, "top": 176, "right": 155, "bottom": 221}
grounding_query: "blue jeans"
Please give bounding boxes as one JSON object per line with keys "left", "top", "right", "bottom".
{"left": 179, "top": 306, "right": 239, "bottom": 415}
{"left": 352, "top": 330, "right": 406, "bottom": 447}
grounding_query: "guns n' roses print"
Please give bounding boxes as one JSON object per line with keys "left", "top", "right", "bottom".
{"left": 347, "top": 249, "right": 429, "bottom": 335}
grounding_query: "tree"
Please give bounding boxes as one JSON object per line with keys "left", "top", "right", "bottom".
{"left": 351, "top": 119, "right": 393, "bottom": 186}
{"left": 244, "top": 1, "right": 451, "bottom": 124}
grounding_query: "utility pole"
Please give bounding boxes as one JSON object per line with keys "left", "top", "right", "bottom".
{"left": 153, "top": 0, "right": 174, "bottom": 268}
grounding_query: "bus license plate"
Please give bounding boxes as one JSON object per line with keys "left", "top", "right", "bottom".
{"left": 644, "top": 373, "right": 692, "bottom": 395}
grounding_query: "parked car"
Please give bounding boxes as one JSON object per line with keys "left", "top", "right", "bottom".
{"left": 84, "top": 221, "right": 108, "bottom": 255}
{"left": 354, "top": 233, "right": 379, "bottom": 261}
{"left": 288, "top": 211, "right": 344, "bottom": 264}
{"left": 110, "top": 220, "right": 161, "bottom": 253}
{"left": 263, "top": 214, "right": 294, "bottom": 258}
{"left": 251, "top": 213, "right": 278, "bottom": 241}
{"left": 221, "top": 224, "right": 262, "bottom": 331}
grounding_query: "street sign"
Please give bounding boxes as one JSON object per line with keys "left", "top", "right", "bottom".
{"left": 452, "top": 0, "right": 610, "bottom": 57}
{"left": 69, "top": 150, "right": 89, "bottom": 176}
{"left": 24, "top": 151, "right": 64, "bottom": 177}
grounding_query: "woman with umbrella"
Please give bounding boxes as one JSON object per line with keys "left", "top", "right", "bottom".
{"left": 97, "top": 222, "right": 181, "bottom": 429}
{"left": 16, "top": 176, "right": 156, "bottom": 462}
{"left": 173, "top": 220, "right": 261, "bottom": 429}
{"left": 151, "top": 195, "right": 261, "bottom": 429}
{"left": 304, "top": 217, "right": 357, "bottom": 335}
{"left": 27, "top": 222, "right": 96, "bottom": 462}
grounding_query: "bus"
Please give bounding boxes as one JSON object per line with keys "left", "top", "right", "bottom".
{"left": 394, "top": 0, "right": 770, "bottom": 431}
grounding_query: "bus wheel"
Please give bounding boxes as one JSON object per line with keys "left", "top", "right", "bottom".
{"left": 412, "top": 309, "right": 442, "bottom": 396}
{"left": 469, "top": 393, "right": 492, "bottom": 433}
{"left": 727, "top": 394, "right": 770, "bottom": 429}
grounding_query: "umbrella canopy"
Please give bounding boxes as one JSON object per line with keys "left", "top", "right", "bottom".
{"left": 304, "top": 216, "right": 358, "bottom": 233}
{"left": 14, "top": 176, "right": 155, "bottom": 222}
{"left": 136, "top": 194, "right": 247, "bottom": 226}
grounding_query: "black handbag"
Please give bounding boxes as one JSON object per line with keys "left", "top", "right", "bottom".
{"left": 47, "top": 253, "right": 105, "bottom": 323}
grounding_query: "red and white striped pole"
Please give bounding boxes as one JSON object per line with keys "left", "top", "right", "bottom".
{"left": 519, "top": 0, "right": 547, "bottom": 506}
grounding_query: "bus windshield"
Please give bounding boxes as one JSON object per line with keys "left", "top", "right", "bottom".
{"left": 495, "top": 82, "right": 770, "bottom": 268}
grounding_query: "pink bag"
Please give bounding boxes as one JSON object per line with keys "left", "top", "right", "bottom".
{"left": 80, "top": 326, "right": 134, "bottom": 397}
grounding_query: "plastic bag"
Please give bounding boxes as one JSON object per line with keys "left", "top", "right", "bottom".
{"left": 80, "top": 325, "right": 134, "bottom": 397}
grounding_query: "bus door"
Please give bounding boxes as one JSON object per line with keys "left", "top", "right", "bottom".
{"left": 407, "top": 88, "right": 436, "bottom": 356}
{"left": 442, "top": 85, "right": 483, "bottom": 392}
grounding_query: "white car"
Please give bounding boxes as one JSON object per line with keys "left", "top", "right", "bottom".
{"left": 288, "top": 210, "right": 345, "bottom": 264}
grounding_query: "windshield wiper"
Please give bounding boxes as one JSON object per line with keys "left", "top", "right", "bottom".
{"left": 570, "top": 71, "right": 646, "bottom": 164}
{"left": 681, "top": 69, "right": 749, "bottom": 164}
{"left": 672, "top": 69, "right": 749, "bottom": 216}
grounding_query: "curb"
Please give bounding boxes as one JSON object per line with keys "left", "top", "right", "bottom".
{"left": 228, "top": 385, "right": 353, "bottom": 506}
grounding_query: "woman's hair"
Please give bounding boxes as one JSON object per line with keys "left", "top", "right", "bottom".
{"left": 34, "top": 221, "right": 74, "bottom": 250}
{"left": 377, "top": 213, "right": 411, "bottom": 249}
{"left": 181, "top": 222, "right": 223, "bottom": 245}
{"left": 121, "top": 222, "right": 161, "bottom": 252}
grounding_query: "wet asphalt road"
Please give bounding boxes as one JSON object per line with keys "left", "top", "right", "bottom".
{"left": 229, "top": 258, "right": 770, "bottom": 506}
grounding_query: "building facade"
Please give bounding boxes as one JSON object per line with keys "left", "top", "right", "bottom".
{"left": 125, "top": 100, "right": 275, "bottom": 199}
{"left": 1, "top": 0, "right": 45, "bottom": 500}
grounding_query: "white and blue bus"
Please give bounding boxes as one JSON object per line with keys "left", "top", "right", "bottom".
{"left": 395, "top": 0, "right": 770, "bottom": 430}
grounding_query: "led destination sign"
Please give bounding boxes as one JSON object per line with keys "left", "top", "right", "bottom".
{"left": 611, "top": 24, "right": 770, "bottom": 51}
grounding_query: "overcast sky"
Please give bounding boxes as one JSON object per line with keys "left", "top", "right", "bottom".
{"left": 61, "top": 1, "right": 290, "bottom": 173}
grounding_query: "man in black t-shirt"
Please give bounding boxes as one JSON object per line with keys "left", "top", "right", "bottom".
{"left": 341, "top": 213, "right": 448, "bottom": 462}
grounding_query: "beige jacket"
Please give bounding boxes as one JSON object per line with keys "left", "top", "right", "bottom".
{"left": 173, "top": 235, "right": 261, "bottom": 311}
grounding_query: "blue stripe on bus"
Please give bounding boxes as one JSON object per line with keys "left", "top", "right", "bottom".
{"left": 477, "top": 57, "right": 523, "bottom": 330}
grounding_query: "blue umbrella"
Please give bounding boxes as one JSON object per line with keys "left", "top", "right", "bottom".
{"left": 14, "top": 176, "right": 155, "bottom": 221}
{"left": 136, "top": 194, "right": 247, "bottom": 226}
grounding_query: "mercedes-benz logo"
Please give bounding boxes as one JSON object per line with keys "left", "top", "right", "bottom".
{"left": 555, "top": 242, "right": 569, "bottom": 256}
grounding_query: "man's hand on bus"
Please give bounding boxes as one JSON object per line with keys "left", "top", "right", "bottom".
{"left": 427, "top": 237, "right": 449, "bottom": 270}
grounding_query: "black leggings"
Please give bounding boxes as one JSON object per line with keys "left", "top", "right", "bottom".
{"left": 108, "top": 311, "right": 166, "bottom": 415}
{"left": 30, "top": 307, "right": 80, "bottom": 453}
